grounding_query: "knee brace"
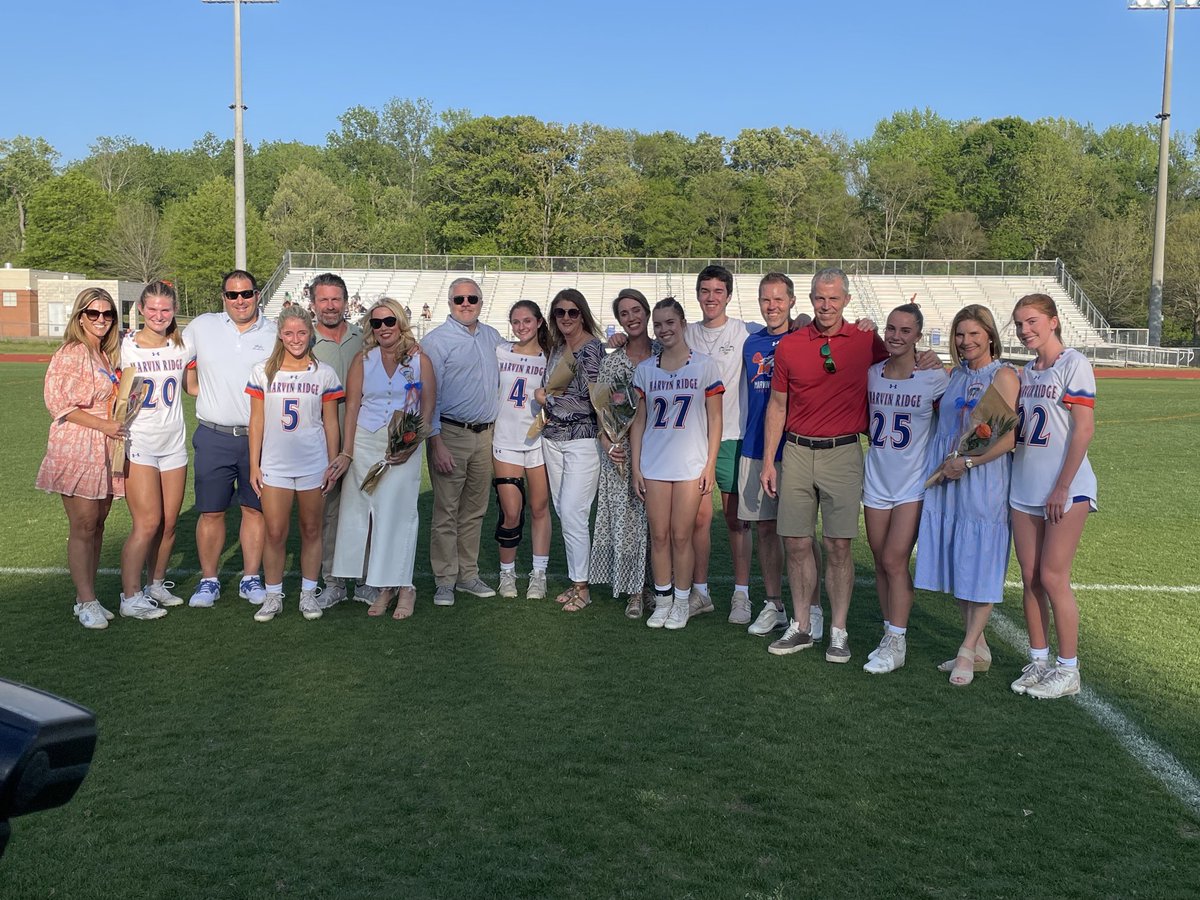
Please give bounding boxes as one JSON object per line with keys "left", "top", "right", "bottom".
{"left": 493, "top": 477, "right": 526, "bottom": 548}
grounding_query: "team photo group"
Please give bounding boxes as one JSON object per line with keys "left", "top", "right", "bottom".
{"left": 37, "top": 263, "right": 1097, "bottom": 701}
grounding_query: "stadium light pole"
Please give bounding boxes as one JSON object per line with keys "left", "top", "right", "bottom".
{"left": 1129, "top": 0, "right": 1199, "bottom": 346}
{"left": 202, "top": 0, "right": 278, "bottom": 271}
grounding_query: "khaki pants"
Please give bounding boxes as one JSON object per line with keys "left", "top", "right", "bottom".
{"left": 320, "top": 477, "right": 342, "bottom": 581}
{"left": 428, "top": 423, "right": 494, "bottom": 586}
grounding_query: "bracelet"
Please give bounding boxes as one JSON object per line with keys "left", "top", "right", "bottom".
{"left": 336, "top": 452, "right": 353, "bottom": 462}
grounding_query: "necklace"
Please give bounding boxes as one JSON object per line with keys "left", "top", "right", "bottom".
{"left": 695, "top": 319, "right": 732, "bottom": 356}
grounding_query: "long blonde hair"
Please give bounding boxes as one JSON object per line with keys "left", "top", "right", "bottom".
{"left": 361, "top": 297, "right": 418, "bottom": 363}
{"left": 63, "top": 287, "right": 121, "bottom": 367}
{"left": 263, "top": 307, "right": 316, "bottom": 386}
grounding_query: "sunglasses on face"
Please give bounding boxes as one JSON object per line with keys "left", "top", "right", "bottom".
{"left": 80, "top": 308, "right": 117, "bottom": 322}
{"left": 369, "top": 316, "right": 398, "bottom": 329}
{"left": 821, "top": 340, "right": 836, "bottom": 374}
{"left": 553, "top": 307, "right": 581, "bottom": 320}
{"left": 452, "top": 294, "right": 481, "bottom": 306}
{"left": 223, "top": 289, "right": 258, "bottom": 300}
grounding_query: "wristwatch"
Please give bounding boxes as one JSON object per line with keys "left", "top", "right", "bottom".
{"left": 964, "top": 457, "right": 975, "bottom": 470}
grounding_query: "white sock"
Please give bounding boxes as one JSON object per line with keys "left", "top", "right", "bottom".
{"left": 1057, "top": 656, "right": 1078, "bottom": 668}
{"left": 674, "top": 587, "right": 690, "bottom": 603}
{"left": 693, "top": 582, "right": 709, "bottom": 597}
{"left": 888, "top": 625, "right": 907, "bottom": 636}
{"left": 1030, "top": 646, "right": 1051, "bottom": 662}
{"left": 500, "top": 561, "right": 516, "bottom": 574}
{"left": 882, "top": 619, "right": 891, "bottom": 630}
{"left": 266, "top": 583, "right": 283, "bottom": 594}
{"left": 654, "top": 583, "right": 672, "bottom": 595}
{"left": 733, "top": 583, "right": 748, "bottom": 595}
{"left": 152, "top": 578, "right": 165, "bottom": 588}
{"left": 533, "top": 555, "right": 549, "bottom": 573}
{"left": 301, "top": 578, "right": 317, "bottom": 591}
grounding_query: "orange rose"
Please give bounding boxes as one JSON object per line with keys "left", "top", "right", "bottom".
{"left": 401, "top": 431, "right": 418, "bottom": 443}
{"left": 975, "top": 423, "right": 992, "bottom": 439}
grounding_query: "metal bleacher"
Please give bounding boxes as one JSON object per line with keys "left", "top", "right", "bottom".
{"left": 261, "top": 255, "right": 1191, "bottom": 365}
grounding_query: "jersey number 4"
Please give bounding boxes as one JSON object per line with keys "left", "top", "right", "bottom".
{"left": 651, "top": 394, "right": 693, "bottom": 429}
{"left": 508, "top": 377, "right": 528, "bottom": 409}
{"left": 869, "top": 411, "right": 912, "bottom": 449}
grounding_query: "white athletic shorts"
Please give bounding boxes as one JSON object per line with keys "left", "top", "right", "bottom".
{"left": 261, "top": 470, "right": 326, "bottom": 491}
{"left": 1010, "top": 496, "right": 1097, "bottom": 519}
{"left": 493, "top": 445, "right": 545, "bottom": 469}
{"left": 126, "top": 445, "right": 189, "bottom": 472}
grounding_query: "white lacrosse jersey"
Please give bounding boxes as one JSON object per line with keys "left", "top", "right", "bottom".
{"left": 246, "top": 361, "right": 344, "bottom": 478}
{"left": 120, "top": 332, "right": 191, "bottom": 457}
{"left": 633, "top": 351, "right": 724, "bottom": 482}
{"left": 863, "top": 363, "right": 950, "bottom": 507}
{"left": 1011, "top": 348, "right": 1098, "bottom": 508}
{"left": 494, "top": 343, "right": 547, "bottom": 452}
{"left": 686, "top": 319, "right": 755, "bottom": 441}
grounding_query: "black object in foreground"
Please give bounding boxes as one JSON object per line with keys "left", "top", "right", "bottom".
{"left": 0, "top": 679, "right": 96, "bottom": 861}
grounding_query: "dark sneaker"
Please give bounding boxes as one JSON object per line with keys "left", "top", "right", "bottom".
{"left": 825, "top": 626, "right": 851, "bottom": 663}
{"left": 768, "top": 620, "right": 813, "bottom": 656}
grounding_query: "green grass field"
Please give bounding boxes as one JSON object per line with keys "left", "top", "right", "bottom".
{"left": 1, "top": 362, "right": 1197, "bottom": 898}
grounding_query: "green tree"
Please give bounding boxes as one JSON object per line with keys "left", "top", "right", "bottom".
{"left": 164, "top": 177, "right": 277, "bottom": 310}
{"left": 0, "top": 135, "right": 59, "bottom": 253}
{"left": 265, "top": 164, "right": 363, "bottom": 254}
{"left": 1073, "top": 208, "right": 1150, "bottom": 326}
{"left": 245, "top": 141, "right": 332, "bottom": 213}
{"left": 1010, "top": 126, "right": 1088, "bottom": 259}
{"left": 79, "top": 135, "right": 153, "bottom": 197}
{"left": 22, "top": 172, "right": 115, "bottom": 273}
{"left": 1165, "top": 206, "right": 1200, "bottom": 343}
{"left": 925, "top": 210, "right": 987, "bottom": 259}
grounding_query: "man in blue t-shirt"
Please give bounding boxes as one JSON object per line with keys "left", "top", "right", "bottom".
{"left": 738, "top": 273, "right": 824, "bottom": 639}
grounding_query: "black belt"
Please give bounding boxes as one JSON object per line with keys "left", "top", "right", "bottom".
{"left": 441, "top": 417, "right": 493, "bottom": 433}
{"left": 785, "top": 432, "right": 858, "bottom": 450}
{"left": 199, "top": 420, "right": 249, "bottom": 437}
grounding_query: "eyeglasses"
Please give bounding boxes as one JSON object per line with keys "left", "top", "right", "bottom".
{"left": 80, "top": 309, "right": 117, "bottom": 322}
{"left": 369, "top": 316, "right": 398, "bottom": 329}
{"left": 223, "top": 289, "right": 257, "bottom": 300}
{"left": 821, "top": 340, "right": 836, "bottom": 374}
{"left": 452, "top": 294, "right": 481, "bottom": 306}
{"left": 553, "top": 307, "right": 581, "bottom": 320}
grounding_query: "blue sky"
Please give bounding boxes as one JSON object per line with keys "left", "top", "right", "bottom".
{"left": 4, "top": 0, "right": 1198, "bottom": 163}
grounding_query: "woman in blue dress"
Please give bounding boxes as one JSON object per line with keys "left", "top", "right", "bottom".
{"left": 914, "top": 304, "right": 1019, "bottom": 687}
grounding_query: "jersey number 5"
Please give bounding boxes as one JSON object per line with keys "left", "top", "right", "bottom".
{"left": 281, "top": 398, "right": 300, "bottom": 432}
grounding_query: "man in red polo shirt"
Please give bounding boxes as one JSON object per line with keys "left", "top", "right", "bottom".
{"left": 759, "top": 267, "right": 890, "bottom": 662}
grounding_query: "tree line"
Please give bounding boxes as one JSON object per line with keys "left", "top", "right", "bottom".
{"left": 2, "top": 99, "right": 1198, "bottom": 341}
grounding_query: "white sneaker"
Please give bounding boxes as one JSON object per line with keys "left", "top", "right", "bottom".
{"left": 74, "top": 600, "right": 109, "bottom": 630}
{"left": 867, "top": 629, "right": 889, "bottom": 661}
{"left": 146, "top": 581, "right": 184, "bottom": 607}
{"left": 254, "top": 592, "right": 284, "bottom": 622}
{"left": 189, "top": 578, "right": 221, "bottom": 608}
{"left": 664, "top": 599, "right": 690, "bottom": 630}
{"left": 298, "top": 589, "right": 322, "bottom": 620}
{"left": 727, "top": 590, "right": 751, "bottom": 625}
{"left": 498, "top": 570, "right": 518, "bottom": 598}
{"left": 863, "top": 633, "right": 907, "bottom": 674}
{"left": 688, "top": 588, "right": 714, "bottom": 616}
{"left": 809, "top": 605, "right": 824, "bottom": 642}
{"left": 646, "top": 596, "right": 672, "bottom": 629}
{"left": 748, "top": 602, "right": 787, "bottom": 636}
{"left": 526, "top": 570, "right": 547, "bottom": 600}
{"left": 239, "top": 575, "right": 267, "bottom": 605}
{"left": 1010, "top": 660, "right": 1053, "bottom": 695}
{"left": 318, "top": 579, "right": 347, "bottom": 609}
{"left": 1025, "top": 664, "right": 1080, "bottom": 700}
{"left": 119, "top": 591, "right": 167, "bottom": 621}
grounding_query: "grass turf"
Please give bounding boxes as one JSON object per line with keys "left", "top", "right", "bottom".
{"left": 1, "top": 363, "right": 1198, "bottom": 897}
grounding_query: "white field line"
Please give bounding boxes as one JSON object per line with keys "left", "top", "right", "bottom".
{"left": 2, "top": 567, "right": 1199, "bottom": 594}
{"left": 989, "top": 612, "right": 1200, "bottom": 819}
{"left": 3, "top": 567, "right": 1199, "bottom": 816}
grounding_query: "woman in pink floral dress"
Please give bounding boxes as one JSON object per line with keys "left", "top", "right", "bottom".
{"left": 36, "top": 287, "right": 127, "bottom": 630}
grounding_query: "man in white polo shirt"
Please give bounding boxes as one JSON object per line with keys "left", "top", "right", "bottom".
{"left": 183, "top": 270, "right": 275, "bottom": 608}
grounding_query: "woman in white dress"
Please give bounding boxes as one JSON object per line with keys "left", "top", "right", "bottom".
{"left": 330, "top": 299, "right": 436, "bottom": 619}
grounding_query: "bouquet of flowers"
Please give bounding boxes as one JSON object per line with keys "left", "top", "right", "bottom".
{"left": 526, "top": 351, "right": 577, "bottom": 439}
{"left": 925, "top": 384, "right": 1017, "bottom": 488}
{"left": 588, "top": 378, "right": 638, "bottom": 477}
{"left": 111, "top": 369, "right": 147, "bottom": 471}
{"left": 360, "top": 408, "right": 426, "bottom": 494}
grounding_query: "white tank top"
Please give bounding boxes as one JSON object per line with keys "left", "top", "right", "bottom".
{"left": 358, "top": 348, "right": 423, "bottom": 432}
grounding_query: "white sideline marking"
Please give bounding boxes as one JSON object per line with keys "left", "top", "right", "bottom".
{"left": 2, "top": 567, "right": 1198, "bottom": 594}
{"left": 990, "top": 612, "right": 1200, "bottom": 819}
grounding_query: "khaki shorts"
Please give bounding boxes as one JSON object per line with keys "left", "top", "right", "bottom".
{"left": 737, "top": 456, "right": 778, "bottom": 522}
{"left": 777, "top": 438, "right": 863, "bottom": 539}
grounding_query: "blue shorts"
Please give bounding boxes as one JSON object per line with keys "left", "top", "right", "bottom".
{"left": 192, "top": 423, "right": 262, "bottom": 513}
